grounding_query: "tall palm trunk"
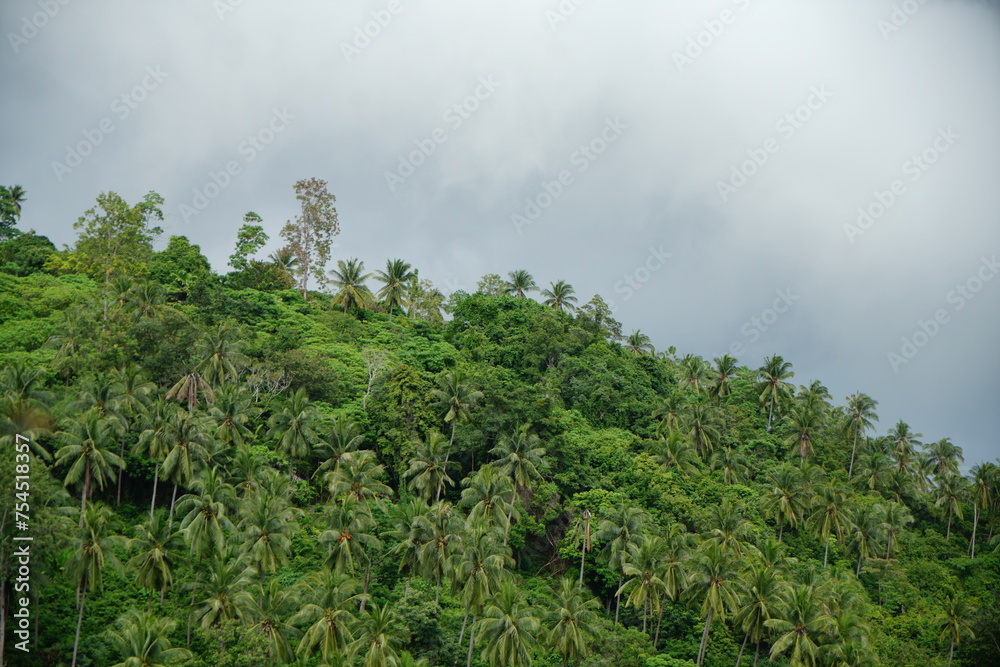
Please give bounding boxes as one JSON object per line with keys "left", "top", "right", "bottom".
{"left": 653, "top": 603, "right": 665, "bottom": 649}
{"left": 579, "top": 547, "right": 586, "bottom": 585}
{"left": 848, "top": 431, "right": 859, "bottom": 477}
{"left": 71, "top": 577, "right": 87, "bottom": 667}
{"left": 969, "top": 505, "right": 979, "bottom": 559}
{"left": 947, "top": 639, "right": 955, "bottom": 667}
{"left": 946, "top": 506, "right": 953, "bottom": 539}
{"left": 116, "top": 437, "right": 126, "bottom": 505}
{"left": 150, "top": 462, "right": 159, "bottom": 520}
{"left": 697, "top": 609, "right": 713, "bottom": 665}
{"left": 465, "top": 614, "right": 477, "bottom": 667}
{"left": 614, "top": 574, "right": 622, "bottom": 623}
{"left": 79, "top": 461, "right": 91, "bottom": 527}
{"left": 736, "top": 630, "right": 750, "bottom": 667}
{"left": 168, "top": 483, "right": 179, "bottom": 530}
{"left": 753, "top": 642, "right": 760, "bottom": 667}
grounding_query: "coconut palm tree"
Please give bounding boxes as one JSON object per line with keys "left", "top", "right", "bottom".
{"left": 325, "top": 450, "right": 393, "bottom": 511}
{"left": 208, "top": 384, "right": 256, "bottom": 447}
{"left": 765, "top": 584, "right": 834, "bottom": 667}
{"left": 404, "top": 432, "right": 456, "bottom": 502}
{"left": 926, "top": 438, "right": 964, "bottom": 478}
{"left": 503, "top": 269, "right": 537, "bottom": 298}
{"left": 349, "top": 602, "right": 403, "bottom": 667}
{"left": 490, "top": 423, "right": 547, "bottom": 502}
{"left": 547, "top": 577, "right": 601, "bottom": 667}
{"left": 383, "top": 497, "right": 432, "bottom": 593}
{"left": 852, "top": 447, "right": 894, "bottom": 494}
{"left": 320, "top": 497, "right": 380, "bottom": 578}
{"left": 617, "top": 534, "right": 667, "bottom": 633}
{"left": 451, "top": 522, "right": 513, "bottom": 661}
{"left": 687, "top": 542, "right": 742, "bottom": 665}
{"left": 166, "top": 371, "right": 215, "bottom": 413}
{"left": 655, "top": 430, "right": 700, "bottom": 476}
{"left": 460, "top": 463, "right": 518, "bottom": 538}
{"left": 128, "top": 511, "right": 186, "bottom": 604}
{"left": 679, "top": 354, "right": 711, "bottom": 396}
{"left": 886, "top": 420, "right": 922, "bottom": 474}
{"left": 709, "top": 354, "right": 738, "bottom": 404}
{"left": 136, "top": 400, "right": 179, "bottom": 519}
{"left": 683, "top": 402, "right": 723, "bottom": 460}
{"left": 756, "top": 355, "right": 795, "bottom": 431}
{"left": 159, "top": 411, "right": 214, "bottom": 528}
{"left": 375, "top": 258, "right": 415, "bottom": 314}
{"left": 843, "top": 393, "right": 878, "bottom": 477}
{"left": 194, "top": 322, "right": 245, "bottom": 387}
{"left": 808, "top": 484, "right": 852, "bottom": 568}
{"left": 55, "top": 409, "right": 126, "bottom": 520}
{"left": 314, "top": 415, "right": 367, "bottom": 479}
{"left": 734, "top": 565, "right": 784, "bottom": 667}
{"left": 292, "top": 568, "right": 363, "bottom": 662}
{"left": 176, "top": 466, "right": 237, "bottom": 559}
{"left": 763, "top": 465, "right": 808, "bottom": 542}
{"left": 784, "top": 402, "right": 822, "bottom": 464}
{"left": 846, "top": 504, "right": 884, "bottom": 576}
{"left": 596, "top": 504, "right": 654, "bottom": 623}
{"left": 474, "top": 580, "right": 540, "bottom": 667}
{"left": 711, "top": 447, "right": 750, "bottom": 485}
{"left": 968, "top": 462, "right": 998, "bottom": 558}
{"left": 625, "top": 330, "right": 654, "bottom": 355}
{"left": 430, "top": 368, "right": 483, "bottom": 465}
{"left": 935, "top": 594, "right": 976, "bottom": 667}
{"left": 190, "top": 547, "right": 256, "bottom": 651}
{"left": 704, "top": 500, "right": 757, "bottom": 557}
{"left": 104, "top": 609, "right": 193, "bottom": 667}
{"left": 238, "top": 485, "right": 298, "bottom": 583}
{"left": 934, "top": 474, "right": 968, "bottom": 540}
{"left": 6, "top": 184, "right": 26, "bottom": 220}
{"left": 418, "top": 501, "right": 465, "bottom": 604}
{"left": 268, "top": 388, "right": 320, "bottom": 480}
{"left": 541, "top": 280, "right": 578, "bottom": 312}
{"left": 880, "top": 501, "right": 913, "bottom": 562}
{"left": 330, "top": 258, "right": 375, "bottom": 311}
{"left": 65, "top": 503, "right": 126, "bottom": 667}
{"left": 247, "top": 577, "right": 300, "bottom": 664}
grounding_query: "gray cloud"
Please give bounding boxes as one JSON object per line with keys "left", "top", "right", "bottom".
{"left": 2, "top": 0, "right": 997, "bottom": 466}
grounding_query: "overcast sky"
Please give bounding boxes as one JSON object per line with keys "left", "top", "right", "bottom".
{"left": 2, "top": 0, "right": 998, "bottom": 468}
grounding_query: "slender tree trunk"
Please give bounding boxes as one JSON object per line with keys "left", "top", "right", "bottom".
{"left": 946, "top": 507, "right": 953, "bottom": 539}
{"left": 360, "top": 558, "right": 371, "bottom": 613}
{"left": 579, "top": 546, "right": 586, "bottom": 585}
{"left": 465, "top": 615, "right": 477, "bottom": 667}
{"left": 642, "top": 598, "right": 648, "bottom": 634}
{"left": 969, "top": 505, "right": 979, "bottom": 559}
{"left": 856, "top": 552, "right": 863, "bottom": 576}
{"left": 823, "top": 538, "right": 830, "bottom": 568}
{"left": 736, "top": 630, "right": 750, "bottom": 667}
{"left": 614, "top": 574, "right": 622, "bottom": 624}
{"left": 947, "top": 639, "right": 955, "bottom": 667}
{"left": 697, "top": 609, "right": 713, "bottom": 665}
{"left": 848, "top": 431, "right": 858, "bottom": 478}
{"left": 653, "top": 603, "right": 665, "bottom": 649}
{"left": 150, "top": 461, "right": 159, "bottom": 519}
{"left": 168, "top": 483, "right": 178, "bottom": 530}
{"left": 80, "top": 461, "right": 91, "bottom": 526}
{"left": 288, "top": 456, "right": 294, "bottom": 482}
{"left": 753, "top": 641, "right": 760, "bottom": 667}
{"left": 71, "top": 583, "right": 87, "bottom": 667}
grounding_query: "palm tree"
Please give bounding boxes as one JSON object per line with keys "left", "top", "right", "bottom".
{"left": 617, "top": 534, "right": 667, "bottom": 633}
{"left": 65, "top": 503, "right": 126, "bottom": 667}
{"left": 268, "top": 388, "right": 320, "bottom": 480}
{"left": 843, "top": 393, "right": 878, "bottom": 477}
{"left": 541, "top": 280, "right": 578, "bottom": 312}
{"left": 292, "top": 568, "right": 363, "bottom": 662}
{"left": 208, "top": 384, "right": 256, "bottom": 447}
{"left": 710, "top": 354, "right": 738, "bottom": 404}
{"left": 784, "top": 402, "right": 822, "bottom": 463}
{"left": 159, "top": 411, "right": 213, "bottom": 528}
{"left": 136, "top": 400, "right": 179, "bottom": 519}
{"left": 547, "top": 578, "right": 601, "bottom": 667}
{"left": 711, "top": 447, "right": 750, "bottom": 485}
{"left": 656, "top": 431, "right": 700, "bottom": 476}
{"left": 935, "top": 594, "right": 976, "bottom": 667}
{"left": 238, "top": 485, "right": 297, "bottom": 582}
{"left": 319, "top": 497, "right": 381, "bottom": 579}
{"left": 314, "top": 414, "right": 367, "bottom": 478}
{"left": 55, "top": 410, "right": 126, "bottom": 520}
{"left": 349, "top": 602, "right": 403, "bottom": 667}
{"left": 880, "top": 501, "right": 913, "bottom": 562}
{"left": 418, "top": 501, "right": 465, "bottom": 604}
{"left": 383, "top": 497, "right": 431, "bottom": 593}
{"left": 887, "top": 420, "right": 922, "bottom": 473}
{"left": 765, "top": 584, "right": 834, "bottom": 667}
{"left": 325, "top": 450, "right": 393, "bottom": 511}
{"left": 166, "top": 371, "right": 215, "bottom": 413}
{"left": 104, "top": 610, "right": 193, "bottom": 667}
{"left": 704, "top": 499, "right": 756, "bottom": 556}
{"left": 503, "top": 269, "right": 537, "bottom": 298}
{"left": 490, "top": 423, "right": 547, "bottom": 502}
{"left": 683, "top": 402, "right": 723, "bottom": 459}
{"left": 248, "top": 577, "right": 300, "bottom": 664}
{"left": 569, "top": 508, "right": 593, "bottom": 586}
{"left": 190, "top": 547, "right": 256, "bottom": 651}
{"left": 460, "top": 463, "right": 518, "bottom": 537}
{"left": 687, "top": 542, "right": 742, "bottom": 665}
{"left": 763, "top": 465, "right": 808, "bottom": 542}
{"left": 128, "top": 512, "right": 186, "bottom": 604}
{"left": 451, "top": 523, "right": 513, "bottom": 661}
{"left": 968, "top": 462, "right": 997, "bottom": 558}
{"left": 756, "top": 355, "right": 795, "bottom": 431}
{"left": 653, "top": 393, "right": 687, "bottom": 436}
{"left": 194, "top": 322, "right": 246, "bottom": 387}
{"left": 596, "top": 504, "right": 653, "bottom": 623}
{"left": 679, "top": 354, "right": 711, "bottom": 396}
{"left": 808, "top": 484, "right": 852, "bottom": 568}
{"left": 404, "top": 432, "right": 455, "bottom": 502}
{"left": 625, "top": 330, "right": 654, "bottom": 355}
{"left": 330, "top": 257, "right": 375, "bottom": 311}
{"left": 6, "top": 184, "right": 26, "bottom": 219}
{"left": 375, "top": 258, "right": 415, "bottom": 314}
{"left": 847, "top": 504, "right": 883, "bottom": 576}
{"left": 734, "top": 565, "right": 784, "bottom": 667}
{"left": 935, "top": 474, "right": 968, "bottom": 540}
{"left": 176, "top": 467, "right": 237, "bottom": 559}
{"left": 474, "top": 580, "right": 540, "bottom": 667}
{"left": 430, "top": 368, "right": 483, "bottom": 466}
{"left": 926, "top": 438, "right": 964, "bottom": 478}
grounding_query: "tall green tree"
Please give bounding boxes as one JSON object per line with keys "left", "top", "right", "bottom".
{"left": 843, "top": 392, "right": 878, "bottom": 477}
{"left": 329, "top": 257, "right": 375, "bottom": 311}
{"left": 474, "top": 580, "right": 540, "bottom": 667}
{"left": 765, "top": 584, "right": 834, "bottom": 667}
{"left": 546, "top": 578, "right": 601, "bottom": 667}
{"left": 104, "top": 609, "right": 193, "bottom": 667}
{"left": 541, "top": 280, "right": 578, "bottom": 312}
{"left": 280, "top": 177, "right": 340, "bottom": 298}
{"left": 935, "top": 594, "right": 976, "bottom": 667}
{"left": 756, "top": 355, "right": 795, "bottom": 431}
{"left": 504, "top": 269, "right": 537, "bottom": 298}
{"left": 55, "top": 410, "right": 125, "bottom": 520}
{"left": 375, "top": 258, "right": 415, "bottom": 314}
{"left": 268, "top": 388, "right": 320, "bottom": 480}
{"left": 229, "top": 213, "right": 268, "bottom": 271}
{"left": 596, "top": 504, "right": 653, "bottom": 624}
{"left": 687, "top": 542, "right": 742, "bottom": 665}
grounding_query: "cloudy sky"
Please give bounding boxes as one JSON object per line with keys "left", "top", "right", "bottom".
{"left": 2, "top": 0, "right": 998, "bottom": 468}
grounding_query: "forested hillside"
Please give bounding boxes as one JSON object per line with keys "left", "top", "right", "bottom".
{"left": 0, "top": 184, "right": 998, "bottom": 667}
